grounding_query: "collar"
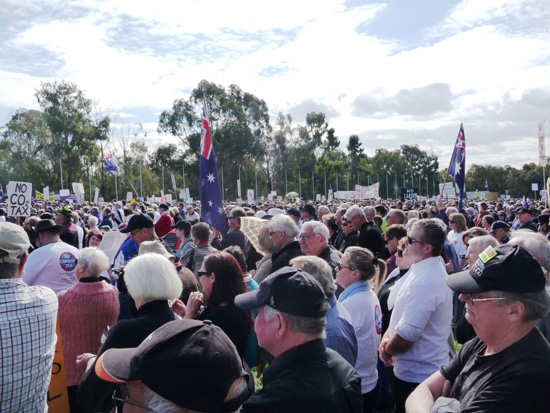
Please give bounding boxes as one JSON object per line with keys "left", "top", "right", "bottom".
{"left": 79, "top": 277, "right": 100, "bottom": 283}
{"left": 338, "top": 280, "right": 369, "bottom": 302}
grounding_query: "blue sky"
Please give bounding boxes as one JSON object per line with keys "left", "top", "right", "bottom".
{"left": 1, "top": 0, "right": 549, "bottom": 169}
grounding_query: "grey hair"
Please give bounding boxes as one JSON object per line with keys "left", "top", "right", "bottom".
{"left": 406, "top": 210, "right": 420, "bottom": 220}
{"left": 301, "top": 221, "right": 329, "bottom": 243}
{"left": 388, "top": 209, "right": 405, "bottom": 224}
{"left": 125, "top": 253, "right": 183, "bottom": 301}
{"left": 87, "top": 216, "right": 98, "bottom": 227}
{"left": 264, "top": 305, "right": 326, "bottom": 336}
{"left": 492, "top": 289, "right": 550, "bottom": 322}
{"left": 363, "top": 206, "right": 376, "bottom": 219}
{"left": 318, "top": 206, "right": 330, "bottom": 215}
{"left": 412, "top": 218, "right": 447, "bottom": 257}
{"left": 468, "top": 235, "right": 498, "bottom": 254}
{"left": 269, "top": 214, "right": 299, "bottom": 238}
{"left": 345, "top": 205, "right": 366, "bottom": 221}
{"left": 508, "top": 231, "right": 550, "bottom": 274}
{"left": 77, "top": 247, "right": 109, "bottom": 278}
{"left": 290, "top": 255, "right": 336, "bottom": 299}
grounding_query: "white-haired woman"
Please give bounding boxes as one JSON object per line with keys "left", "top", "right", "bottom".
{"left": 76, "top": 253, "right": 182, "bottom": 412}
{"left": 57, "top": 247, "right": 120, "bottom": 413}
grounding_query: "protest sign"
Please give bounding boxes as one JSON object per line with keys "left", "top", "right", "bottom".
{"left": 44, "top": 186, "right": 49, "bottom": 201}
{"left": 94, "top": 187, "right": 99, "bottom": 203}
{"left": 126, "top": 192, "right": 133, "bottom": 202}
{"left": 247, "top": 189, "right": 254, "bottom": 205}
{"left": 8, "top": 181, "right": 32, "bottom": 217}
{"left": 401, "top": 188, "right": 418, "bottom": 202}
{"left": 72, "top": 183, "right": 85, "bottom": 203}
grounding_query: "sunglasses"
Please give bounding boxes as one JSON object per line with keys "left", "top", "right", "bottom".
{"left": 341, "top": 222, "right": 349, "bottom": 227}
{"left": 396, "top": 248, "right": 404, "bottom": 257}
{"left": 198, "top": 270, "right": 209, "bottom": 277}
{"left": 336, "top": 263, "right": 354, "bottom": 271}
{"left": 449, "top": 221, "right": 455, "bottom": 224}
{"left": 407, "top": 235, "right": 424, "bottom": 245}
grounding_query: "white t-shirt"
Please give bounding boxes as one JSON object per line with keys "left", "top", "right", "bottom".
{"left": 340, "top": 285, "right": 381, "bottom": 393}
{"left": 23, "top": 241, "right": 79, "bottom": 294}
{"left": 447, "top": 230, "right": 467, "bottom": 259}
{"left": 388, "top": 256, "right": 453, "bottom": 383}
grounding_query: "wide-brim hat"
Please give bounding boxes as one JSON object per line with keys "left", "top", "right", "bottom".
{"left": 33, "top": 219, "right": 64, "bottom": 234}
{"left": 0, "top": 222, "right": 30, "bottom": 264}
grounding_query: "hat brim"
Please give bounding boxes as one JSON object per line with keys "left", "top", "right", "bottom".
{"left": 445, "top": 270, "right": 488, "bottom": 294}
{"left": 95, "top": 348, "right": 140, "bottom": 383}
{"left": 234, "top": 288, "right": 267, "bottom": 311}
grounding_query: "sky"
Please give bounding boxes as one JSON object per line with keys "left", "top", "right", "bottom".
{"left": 1, "top": 0, "right": 550, "bottom": 170}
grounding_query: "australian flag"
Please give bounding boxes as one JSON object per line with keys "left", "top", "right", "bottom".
{"left": 105, "top": 154, "right": 120, "bottom": 176}
{"left": 0, "top": 183, "right": 3, "bottom": 202}
{"left": 485, "top": 179, "right": 489, "bottom": 191}
{"left": 447, "top": 124, "right": 466, "bottom": 213}
{"left": 200, "top": 93, "right": 227, "bottom": 234}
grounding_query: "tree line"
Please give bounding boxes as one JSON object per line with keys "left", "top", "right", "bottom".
{"left": 1, "top": 79, "right": 545, "bottom": 201}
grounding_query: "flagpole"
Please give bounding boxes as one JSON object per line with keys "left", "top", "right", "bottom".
{"left": 60, "top": 159, "right": 64, "bottom": 190}
{"left": 115, "top": 173, "right": 118, "bottom": 200}
{"left": 140, "top": 162, "right": 143, "bottom": 199}
{"left": 299, "top": 170, "right": 301, "bottom": 198}
{"left": 312, "top": 170, "right": 314, "bottom": 200}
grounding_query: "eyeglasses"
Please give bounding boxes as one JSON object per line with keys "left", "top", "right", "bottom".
{"left": 337, "top": 263, "right": 354, "bottom": 271}
{"left": 396, "top": 248, "right": 404, "bottom": 257}
{"left": 299, "top": 234, "right": 318, "bottom": 241}
{"left": 198, "top": 270, "right": 209, "bottom": 277}
{"left": 341, "top": 222, "right": 349, "bottom": 227}
{"left": 407, "top": 235, "right": 424, "bottom": 245}
{"left": 269, "top": 230, "right": 279, "bottom": 236}
{"left": 464, "top": 294, "right": 507, "bottom": 306}
{"left": 129, "top": 229, "right": 140, "bottom": 237}
{"left": 449, "top": 221, "right": 455, "bottom": 224}
{"left": 112, "top": 388, "right": 153, "bottom": 411}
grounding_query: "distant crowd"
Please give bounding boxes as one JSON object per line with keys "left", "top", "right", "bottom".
{"left": 1, "top": 194, "right": 550, "bottom": 412}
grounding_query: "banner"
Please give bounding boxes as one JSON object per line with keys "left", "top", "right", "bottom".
{"left": 247, "top": 189, "right": 254, "bottom": 205}
{"left": 7, "top": 181, "right": 32, "bottom": 217}
{"left": 44, "top": 186, "right": 50, "bottom": 201}
{"left": 355, "top": 183, "right": 379, "bottom": 199}
{"left": 171, "top": 173, "right": 177, "bottom": 190}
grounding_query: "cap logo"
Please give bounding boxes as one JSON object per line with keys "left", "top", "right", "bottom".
{"left": 471, "top": 259, "right": 485, "bottom": 278}
{"left": 479, "top": 245, "right": 497, "bottom": 263}
{"left": 269, "top": 296, "right": 275, "bottom": 307}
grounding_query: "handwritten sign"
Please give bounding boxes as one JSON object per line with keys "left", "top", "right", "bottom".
{"left": 8, "top": 181, "right": 32, "bottom": 217}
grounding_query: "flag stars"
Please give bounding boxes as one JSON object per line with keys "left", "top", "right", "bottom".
{"left": 208, "top": 200, "right": 213, "bottom": 207}
{"left": 217, "top": 206, "right": 224, "bottom": 215}
{"left": 207, "top": 173, "right": 215, "bottom": 183}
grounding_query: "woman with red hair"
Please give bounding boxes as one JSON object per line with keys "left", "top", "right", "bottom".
{"left": 185, "top": 251, "right": 253, "bottom": 358}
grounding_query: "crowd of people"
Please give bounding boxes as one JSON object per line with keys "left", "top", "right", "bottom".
{"left": 1, "top": 193, "right": 550, "bottom": 412}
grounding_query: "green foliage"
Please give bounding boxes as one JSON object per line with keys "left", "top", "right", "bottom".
{"left": 2, "top": 78, "right": 546, "bottom": 201}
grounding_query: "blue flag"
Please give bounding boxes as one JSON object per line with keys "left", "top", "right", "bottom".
{"left": 447, "top": 124, "right": 466, "bottom": 213}
{"left": 200, "top": 94, "right": 228, "bottom": 234}
{"left": 105, "top": 154, "right": 120, "bottom": 176}
{"left": 485, "top": 179, "right": 489, "bottom": 191}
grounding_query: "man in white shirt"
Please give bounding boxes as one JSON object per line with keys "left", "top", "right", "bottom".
{"left": 379, "top": 218, "right": 452, "bottom": 413}
{"left": 23, "top": 219, "right": 79, "bottom": 294}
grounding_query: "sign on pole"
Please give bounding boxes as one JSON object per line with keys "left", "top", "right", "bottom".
{"left": 171, "top": 173, "right": 177, "bottom": 190}
{"left": 7, "top": 181, "right": 32, "bottom": 217}
{"left": 43, "top": 186, "right": 50, "bottom": 202}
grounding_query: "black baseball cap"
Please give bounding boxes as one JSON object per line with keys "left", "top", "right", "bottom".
{"left": 171, "top": 220, "right": 191, "bottom": 231}
{"left": 235, "top": 267, "right": 329, "bottom": 317}
{"left": 119, "top": 214, "right": 154, "bottom": 233}
{"left": 515, "top": 207, "right": 534, "bottom": 215}
{"left": 489, "top": 221, "right": 510, "bottom": 233}
{"left": 446, "top": 244, "right": 546, "bottom": 294}
{"left": 95, "top": 319, "right": 249, "bottom": 412}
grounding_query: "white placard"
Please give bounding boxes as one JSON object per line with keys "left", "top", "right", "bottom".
{"left": 72, "top": 182, "right": 85, "bottom": 203}
{"left": 268, "top": 194, "right": 273, "bottom": 201}
{"left": 126, "top": 192, "right": 133, "bottom": 201}
{"left": 99, "top": 231, "right": 128, "bottom": 266}
{"left": 247, "top": 189, "right": 254, "bottom": 205}
{"left": 164, "top": 194, "right": 173, "bottom": 204}
{"left": 94, "top": 187, "right": 99, "bottom": 203}
{"left": 171, "top": 173, "right": 177, "bottom": 190}
{"left": 7, "top": 181, "right": 32, "bottom": 217}
{"left": 532, "top": 183, "right": 539, "bottom": 191}
{"left": 43, "top": 186, "right": 49, "bottom": 201}
{"left": 316, "top": 194, "right": 321, "bottom": 201}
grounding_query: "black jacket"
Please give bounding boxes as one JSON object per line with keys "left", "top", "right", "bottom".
{"left": 242, "top": 339, "right": 363, "bottom": 412}
{"left": 270, "top": 241, "right": 303, "bottom": 273}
